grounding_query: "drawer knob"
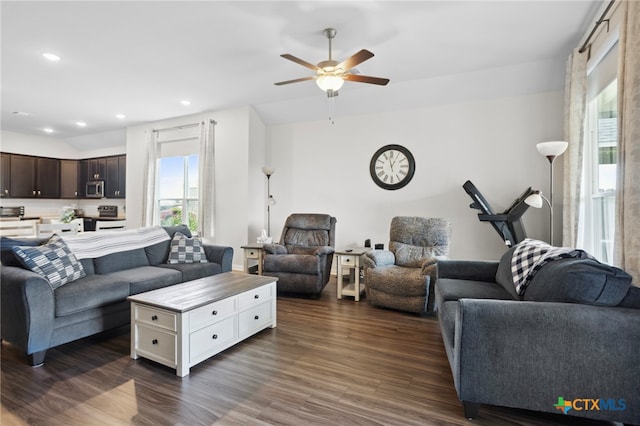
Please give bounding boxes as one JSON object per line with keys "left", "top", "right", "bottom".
{"left": 345, "top": 258, "right": 351, "bottom": 262}
{"left": 212, "top": 334, "right": 218, "bottom": 340}
{"left": 254, "top": 315, "right": 260, "bottom": 320}
{"left": 212, "top": 310, "right": 218, "bottom": 316}
{"left": 254, "top": 294, "right": 260, "bottom": 299}
{"left": 151, "top": 315, "right": 158, "bottom": 321}
{"left": 249, "top": 251, "right": 255, "bottom": 255}
{"left": 152, "top": 339, "right": 158, "bottom": 345}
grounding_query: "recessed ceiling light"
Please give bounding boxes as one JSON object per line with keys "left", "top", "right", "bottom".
{"left": 180, "top": 100, "right": 191, "bottom": 106}
{"left": 43, "top": 128, "right": 54, "bottom": 133}
{"left": 115, "top": 113, "right": 126, "bottom": 119}
{"left": 12, "top": 111, "right": 31, "bottom": 116}
{"left": 42, "top": 52, "right": 61, "bottom": 62}
{"left": 76, "top": 121, "right": 87, "bottom": 127}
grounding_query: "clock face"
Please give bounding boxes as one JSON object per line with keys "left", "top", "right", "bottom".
{"left": 369, "top": 144, "right": 416, "bottom": 190}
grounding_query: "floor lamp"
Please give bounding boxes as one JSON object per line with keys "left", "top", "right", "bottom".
{"left": 525, "top": 141, "right": 568, "bottom": 245}
{"left": 262, "top": 166, "right": 276, "bottom": 237}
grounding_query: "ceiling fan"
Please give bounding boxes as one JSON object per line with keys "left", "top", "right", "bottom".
{"left": 274, "top": 28, "right": 390, "bottom": 97}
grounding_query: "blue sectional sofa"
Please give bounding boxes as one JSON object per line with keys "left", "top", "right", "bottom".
{"left": 435, "top": 242, "right": 640, "bottom": 424}
{"left": 0, "top": 225, "right": 233, "bottom": 365}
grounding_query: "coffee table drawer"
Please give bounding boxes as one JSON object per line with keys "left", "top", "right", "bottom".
{"left": 135, "top": 324, "right": 176, "bottom": 367}
{"left": 239, "top": 301, "right": 272, "bottom": 337}
{"left": 190, "top": 297, "right": 236, "bottom": 331}
{"left": 190, "top": 316, "right": 237, "bottom": 362}
{"left": 135, "top": 305, "right": 176, "bottom": 332}
{"left": 238, "top": 284, "right": 272, "bottom": 310}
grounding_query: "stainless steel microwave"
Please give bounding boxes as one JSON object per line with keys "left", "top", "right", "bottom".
{"left": 86, "top": 181, "right": 104, "bottom": 198}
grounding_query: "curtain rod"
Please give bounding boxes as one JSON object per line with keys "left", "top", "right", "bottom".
{"left": 578, "top": 0, "right": 616, "bottom": 54}
{"left": 152, "top": 119, "right": 216, "bottom": 133}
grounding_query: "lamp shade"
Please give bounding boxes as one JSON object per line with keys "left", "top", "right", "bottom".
{"left": 316, "top": 75, "right": 344, "bottom": 92}
{"left": 536, "top": 141, "right": 568, "bottom": 157}
{"left": 262, "top": 166, "right": 275, "bottom": 177}
{"left": 525, "top": 193, "right": 543, "bottom": 208}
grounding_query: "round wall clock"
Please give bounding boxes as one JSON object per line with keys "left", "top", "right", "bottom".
{"left": 369, "top": 144, "right": 416, "bottom": 190}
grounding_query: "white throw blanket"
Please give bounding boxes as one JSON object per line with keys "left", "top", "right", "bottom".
{"left": 61, "top": 226, "right": 170, "bottom": 259}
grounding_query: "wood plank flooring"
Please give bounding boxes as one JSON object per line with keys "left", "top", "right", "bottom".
{"left": 1, "top": 276, "right": 619, "bottom": 426}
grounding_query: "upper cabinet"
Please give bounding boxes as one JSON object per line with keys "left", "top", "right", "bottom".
{"left": 60, "top": 160, "right": 80, "bottom": 199}
{"left": 0, "top": 153, "right": 10, "bottom": 198}
{"left": 105, "top": 155, "right": 126, "bottom": 198}
{"left": 0, "top": 153, "right": 125, "bottom": 200}
{"left": 8, "top": 154, "right": 60, "bottom": 198}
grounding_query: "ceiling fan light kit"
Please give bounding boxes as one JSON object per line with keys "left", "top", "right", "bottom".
{"left": 275, "top": 27, "right": 389, "bottom": 98}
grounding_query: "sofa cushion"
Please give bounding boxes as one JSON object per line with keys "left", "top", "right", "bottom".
{"left": 436, "top": 278, "right": 515, "bottom": 304}
{"left": 145, "top": 225, "right": 193, "bottom": 265}
{"left": 366, "top": 266, "right": 427, "bottom": 297}
{"left": 54, "top": 274, "right": 130, "bottom": 317}
{"left": 106, "top": 266, "right": 182, "bottom": 295}
{"left": 494, "top": 247, "right": 522, "bottom": 300}
{"left": 1, "top": 236, "right": 48, "bottom": 267}
{"left": 618, "top": 286, "right": 640, "bottom": 309}
{"left": 157, "top": 262, "right": 222, "bottom": 282}
{"left": 12, "top": 235, "right": 86, "bottom": 290}
{"left": 167, "top": 232, "right": 208, "bottom": 264}
{"left": 393, "top": 242, "right": 436, "bottom": 268}
{"left": 94, "top": 248, "right": 149, "bottom": 275}
{"left": 523, "top": 258, "right": 632, "bottom": 306}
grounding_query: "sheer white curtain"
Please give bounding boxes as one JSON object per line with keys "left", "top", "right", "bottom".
{"left": 562, "top": 48, "right": 588, "bottom": 247}
{"left": 198, "top": 120, "right": 216, "bottom": 240}
{"left": 142, "top": 130, "right": 159, "bottom": 227}
{"left": 614, "top": 0, "right": 640, "bottom": 283}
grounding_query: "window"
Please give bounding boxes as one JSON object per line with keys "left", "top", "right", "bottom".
{"left": 154, "top": 126, "right": 201, "bottom": 233}
{"left": 157, "top": 155, "right": 199, "bottom": 232}
{"left": 582, "top": 41, "right": 618, "bottom": 263}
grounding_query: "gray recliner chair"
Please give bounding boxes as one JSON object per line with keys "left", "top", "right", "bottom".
{"left": 262, "top": 213, "right": 336, "bottom": 297}
{"left": 363, "top": 216, "right": 451, "bottom": 314}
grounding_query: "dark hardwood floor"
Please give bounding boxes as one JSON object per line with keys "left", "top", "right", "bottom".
{"left": 1, "top": 276, "right": 619, "bottom": 426}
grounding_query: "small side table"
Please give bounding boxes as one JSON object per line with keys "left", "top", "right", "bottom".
{"left": 241, "top": 243, "right": 264, "bottom": 275}
{"left": 335, "top": 247, "right": 370, "bottom": 301}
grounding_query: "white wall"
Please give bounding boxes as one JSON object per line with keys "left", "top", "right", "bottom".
{"left": 126, "top": 106, "right": 266, "bottom": 270}
{"left": 267, "top": 90, "right": 564, "bottom": 261}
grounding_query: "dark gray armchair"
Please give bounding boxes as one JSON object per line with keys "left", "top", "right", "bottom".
{"left": 262, "top": 213, "right": 336, "bottom": 297}
{"left": 363, "top": 216, "right": 451, "bottom": 314}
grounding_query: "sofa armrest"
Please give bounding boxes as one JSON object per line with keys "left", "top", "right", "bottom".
{"left": 453, "top": 299, "right": 640, "bottom": 423}
{"left": 364, "top": 249, "right": 395, "bottom": 268}
{"left": 313, "top": 246, "right": 334, "bottom": 256}
{"left": 203, "top": 244, "right": 233, "bottom": 272}
{"left": 263, "top": 244, "right": 287, "bottom": 255}
{"left": 437, "top": 260, "right": 498, "bottom": 282}
{"left": 0, "top": 266, "right": 55, "bottom": 355}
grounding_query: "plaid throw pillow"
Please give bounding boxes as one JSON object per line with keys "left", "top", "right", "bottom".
{"left": 167, "top": 232, "right": 208, "bottom": 264}
{"left": 12, "top": 234, "right": 86, "bottom": 290}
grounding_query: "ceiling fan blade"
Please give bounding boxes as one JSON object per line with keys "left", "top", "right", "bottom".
{"left": 344, "top": 74, "right": 390, "bottom": 86}
{"left": 336, "top": 49, "right": 374, "bottom": 72}
{"left": 280, "top": 54, "right": 319, "bottom": 71}
{"left": 274, "top": 76, "right": 316, "bottom": 86}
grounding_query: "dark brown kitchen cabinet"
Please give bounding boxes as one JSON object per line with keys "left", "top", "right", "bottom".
{"left": 86, "top": 158, "right": 107, "bottom": 180}
{"left": 0, "top": 153, "right": 10, "bottom": 197}
{"left": 105, "top": 155, "right": 126, "bottom": 198}
{"left": 9, "top": 154, "right": 60, "bottom": 198}
{"left": 60, "top": 159, "right": 80, "bottom": 198}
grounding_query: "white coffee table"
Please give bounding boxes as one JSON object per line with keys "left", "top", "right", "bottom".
{"left": 128, "top": 272, "right": 277, "bottom": 376}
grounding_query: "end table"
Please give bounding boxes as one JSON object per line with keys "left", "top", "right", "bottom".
{"left": 241, "top": 243, "right": 264, "bottom": 275}
{"left": 335, "top": 247, "right": 370, "bottom": 301}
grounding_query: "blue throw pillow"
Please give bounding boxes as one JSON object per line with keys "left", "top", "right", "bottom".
{"left": 523, "top": 258, "right": 631, "bottom": 306}
{"left": 1, "top": 236, "right": 48, "bottom": 267}
{"left": 12, "top": 235, "right": 86, "bottom": 290}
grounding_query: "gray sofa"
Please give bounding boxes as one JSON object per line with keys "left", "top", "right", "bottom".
{"left": 0, "top": 225, "right": 233, "bottom": 366}
{"left": 435, "top": 250, "right": 640, "bottom": 424}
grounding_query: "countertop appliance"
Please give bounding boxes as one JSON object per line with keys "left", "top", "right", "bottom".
{"left": 97, "top": 205, "right": 118, "bottom": 218}
{"left": 0, "top": 206, "right": 24, "bottom": 218}
{"left": 86, "top": 180, "right": 104, "bottom": 198}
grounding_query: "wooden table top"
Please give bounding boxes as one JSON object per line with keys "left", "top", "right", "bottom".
{"left": 127, "top": 272, "right": 277, "bottom": 313}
